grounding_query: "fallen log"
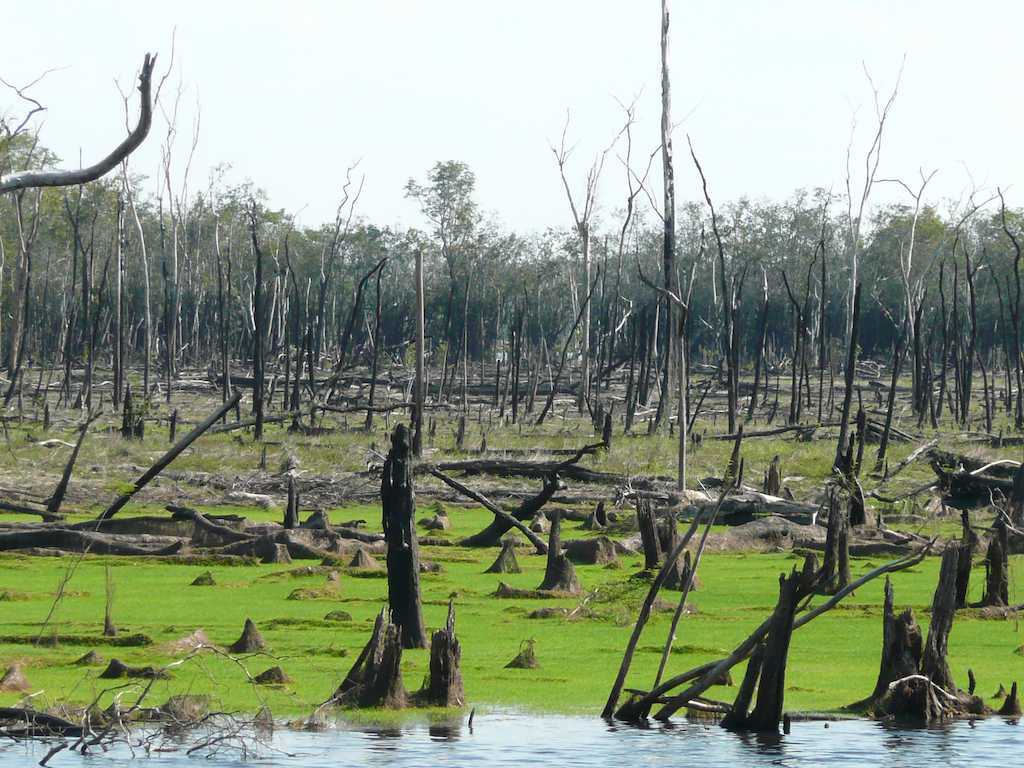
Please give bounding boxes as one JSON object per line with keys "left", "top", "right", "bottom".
{"left": 421, "top": 457, "right": 659, "bottom": 488}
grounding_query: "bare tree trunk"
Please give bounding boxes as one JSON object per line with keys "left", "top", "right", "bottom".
{"left": 413, "top": 250, "right": 425, "bottom": 457}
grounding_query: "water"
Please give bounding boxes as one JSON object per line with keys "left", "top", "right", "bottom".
{"left": 2, "top": 713, "right": 1021, "bottom": 766}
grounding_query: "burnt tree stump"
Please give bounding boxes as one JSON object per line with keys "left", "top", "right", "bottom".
{"left": 636, "top": 498, "right": 662, "bottom": 570}
{"left": 981, "top": 517, "right": 1009, "bottom": 607}
{"left": 381, "top": 424, "right": 428, "bottom": 649}
{"left": 921, "top": 546, "right": 959, "bottom": 695}
{"left": 955, "top": 510, "right": 977, "bottom": 608}
{"left": 743, "top": 566, "right": 808, "bottom": 732}
{"left": 868, "top": 578, "right": 922, "bottom": 703}
{"left": 420, "top": 601, "right": 464, "bottom": 707}
{"left": 819, "top": 490, "right": 850, "bottom": 595}
{"left": 334, "top": 610, "right": 407, "bottom": 708}
{"left": 283, "top": 475, "right": 299, "bottom": 530}
{"left": 537, "top": 510, "right": 581, "bottom": 594}
{"left": 764, "top": 455, "right": 782, "bottom": 496}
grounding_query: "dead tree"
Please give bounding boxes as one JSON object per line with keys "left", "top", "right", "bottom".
{"left": 381, "top": 424, "right": 427, "bottom": 649}
{"left": 834, "top": 283, "right": 862, "bottom": 470}
{"left": 636, "top": 498, "right": 662, "bottom": 570}
{"left": 867, "top": 578, "right": 922, "bottom": 704}
{"left": 0, "top": 54, "right": 155, "bottom": 193}
{"left": 920, "top": 546, "right": 959, "bottom": 694}
{"left": 818, "top": 489, "right": 850, "bottom": 594}
{"left": 725, "top": 562, "right": 818, "bottom": 732}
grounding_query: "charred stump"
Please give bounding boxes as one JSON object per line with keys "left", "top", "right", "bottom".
{"left": 921, "top": 546, "right": 960, "bottom": 695}
{"left": 866, "top": 578, "right": 923, "bottom": 705}
{"left": 955, "top": 510, "right": 977, "bottom": 608}
{"left": 764, "top": 455, "right": 782, "bottom": 496}
{"left": 381, "top": 424, "right": 428, "bottom": 649}
{"left": 418, "top": 601, "right": 464, "bottom": 707}
{"left": 636, "top": 498, "right": 662, "bottom": 570}
{"left": 229, "top": 618, "right": 267, "bottom": 654}
{"left": 981, "top": 517, "right": 1010, "bottom": 608}
{"left": 999, "top": 681, "right": 1022, "bottom": 716}
{"left": 485, "top": 539, "right": 522, "bottom": 574}
{"left": 283, "top": 475, "right": 299, "bottom": 530}
{"left": 819, "top": 490, "right": 850, "bottom": 594}
{"left": 537, "top": 511, "right": 581, "bottom": 594}
{"left": 333, "top": 610, "right": 407, "bottom": 708}
{"left": 725, "top": 561, "right": 816, "bottom": 732}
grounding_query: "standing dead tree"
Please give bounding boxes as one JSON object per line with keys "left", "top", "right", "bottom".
{"left": 843, "top": 60, "right": 901, "bottom": 349}
{"left": 381, "top": 424, "right": 428, "bottom": 649}
{"left": 689, "top": 136, "right": 741, "bottom": 434}
{"left": 551, "top": 113, "right": 619, "bottom": 415}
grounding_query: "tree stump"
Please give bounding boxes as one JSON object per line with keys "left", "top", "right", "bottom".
{"left": 981, "top": 517, "right": 1009, "bottom": 607}
{"left": 419, "top": 601, "right": 464, "bottom": 707}
{"left": 955, "top": 510, "right": 977, "bottom": 608}
{"left": 921, "top": 546, "right": 959, "bottom": 695}
{"left": 998, "top": 681, "right": 1022, "bottom": 716}
{"left": 229, "top": 618, "right": 267, "bottom": 654}
{"left": 381, "top": 424, "right": 428, "bottom": 649}
{"left": 764, "top": 455, "right": 782, "bottom": 496}
{"left": 537, "top": 511, "right": 581, "bottom": 594}
{"left": 636, "top": 498, "right": 662, "bottom": 570}
{"left": 819, "top": 490, "right": 850, "bottom": 594}
{"left": 485, "top": 540, "right": 521, "bottom": 574}
{"left": 868, "top": 578, "right": 922, "bottom": 702}
{"left": 283, "top": 475, "right": 299, "bottom": 530}
{"left": 333, "top": 610, "right": 407, "bottom": 708}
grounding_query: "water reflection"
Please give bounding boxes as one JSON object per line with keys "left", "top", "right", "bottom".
{"left": 12, "top": 712, "right": 1024, "bottom": 767}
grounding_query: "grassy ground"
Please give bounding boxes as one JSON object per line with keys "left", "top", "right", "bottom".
{"left": 1, "top": 504, "right": 1021, "bottom": 717}
{"left": 1, "top": 368, "right": 1022, "bottom": 719}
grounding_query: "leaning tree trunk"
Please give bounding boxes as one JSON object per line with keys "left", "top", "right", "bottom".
{"left": 381, "top": 424, "right": 428, "bottom": 649}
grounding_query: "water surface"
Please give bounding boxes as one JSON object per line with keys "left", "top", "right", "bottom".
{"left": 2, "top": 712, "right": 1021, "bottom": 766}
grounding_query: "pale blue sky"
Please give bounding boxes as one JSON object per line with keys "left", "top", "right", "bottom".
{"left": 4, "top": 1, "right": 1021, "bottom": 231}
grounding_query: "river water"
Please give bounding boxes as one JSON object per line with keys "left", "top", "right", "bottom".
{"left": 2, "top": 712, "right": 1021, "bottom": 766}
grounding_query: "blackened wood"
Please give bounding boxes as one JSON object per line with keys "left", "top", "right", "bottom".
{"left": 381, "top": 424, "right": 427, "bottom": 649}
{"left": 921, "top": 546, "right": 959, "bottom": 693}
{"left": 869, "top": 577, "right": 922, "bottom": 702}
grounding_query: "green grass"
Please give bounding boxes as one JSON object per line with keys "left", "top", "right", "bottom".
{"left": 1, "top": 505, "right": 1021, "bottom": 718}
{"left": 1, "top": 369, "right": 1022, "bottom": 719}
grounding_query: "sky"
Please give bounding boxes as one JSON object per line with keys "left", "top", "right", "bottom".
{"left": 3, "top": 1, "right": 1022, "bottom": 233}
